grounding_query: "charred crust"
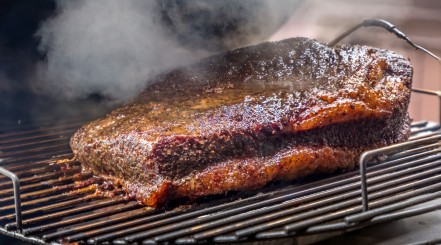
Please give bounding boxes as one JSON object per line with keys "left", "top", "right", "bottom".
{"left": 71, "top": 37, "right": 413, "bottom": 207}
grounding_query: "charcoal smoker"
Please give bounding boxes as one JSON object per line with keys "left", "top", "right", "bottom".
{"left": 1, "top": 1, "right": 441, "bottom": 245}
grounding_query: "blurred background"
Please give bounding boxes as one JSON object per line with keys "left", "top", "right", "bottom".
{"left": 269, "top": 0, "right": 441, "bottom": 124}
{"left": 1, "top": 0, "right": 440, "bottom": 127}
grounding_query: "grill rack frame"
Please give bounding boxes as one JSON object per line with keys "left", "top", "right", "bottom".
{"left": 0, "top": 89, "right": 440, "bottom": 244}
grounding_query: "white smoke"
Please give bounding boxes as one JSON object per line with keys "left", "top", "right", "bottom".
{"left": 33, "top": 0, "right": 297, "bottom": 103}
{"left": 34, "top": 0, "right": 207, "bottom": 103}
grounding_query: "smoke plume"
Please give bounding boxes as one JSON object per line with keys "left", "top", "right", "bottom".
{"left": 35, "top": 1, "right": 203, "bottom": 103}
{"left": 34, "top": 0, "right": 297, "bottom": 104}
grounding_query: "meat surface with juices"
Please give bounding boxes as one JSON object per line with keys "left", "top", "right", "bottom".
{"left": 70, "top": 37, "right": 413, "bottom": 207}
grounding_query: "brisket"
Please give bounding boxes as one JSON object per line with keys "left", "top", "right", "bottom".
{"left": 70, "top": 37, "right": 413, "bottom": 207}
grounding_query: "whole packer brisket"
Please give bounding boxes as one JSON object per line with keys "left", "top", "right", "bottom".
{"left": 70, "top": 37, "right": 413, "bottom": 207}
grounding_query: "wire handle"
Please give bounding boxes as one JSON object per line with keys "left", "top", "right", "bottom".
{"left": 357, "top": 88, "right": 441, "bottom": 212}
{"left": 358, "top": 134, "right": 441, "bottom": 212}
{"left": 0, "top": 167, "right": 22, "bottom": 231}
{"left": 328, "top": 19, "right": 441, "bottom": 63}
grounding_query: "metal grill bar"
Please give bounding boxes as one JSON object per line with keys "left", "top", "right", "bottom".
{"left": 0, "top": 129, "right": 76, "bottom": 146}
{"left": 0, "top": 121, "right": 86, "bottom": 139}
{"left": 134, "top": 160, "right": 439, "bottom": 243}
{"left": 188, "top": 164, "right": 441, "bottom": 242}
{"left": 0, "top": 137, "right": 70, "bottom": 151}
{"left": 359, "top": 134, "right": 441, "bottom": 211}
{"left": 0, "top": 114, "right": 440, "bottom": 244}
{"left": 208, "top": 171, "right": 441, "bottom": 243}
{"left": 22, "top": 202, "right": 141, "bottom": 236}
{"left": 0, "top": 167, "right": 22, "bottom": 232}
{"left": 0, "top": 167, "right": 81, "bottom": 189}
{"left": 1, "top": 156, "right": 74, "bottom": 173}
{"left": 0, "top": 143, "right": 70, "bottom": 159}
{"left": 349, "top": 190, "right": 441, "bottom": 223}
{"left": 0, "top": 150, "right": 73, "bottom": 167}
{"left": 0, "top": 179, "right": 89, "bottom": 208}
{"left": 0, "top": 171, "right": 88, "bottom": 200}
{"left": 6, "top": 198, "right": 127, "bottom": 231}
{"left": 42, "top": 208, "right": 154, "bottom": 242}
{"left": 370, "top": 200, "right": 441, "bottom": 224}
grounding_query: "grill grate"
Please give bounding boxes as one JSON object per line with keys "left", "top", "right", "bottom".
{"left": 1, "top": 99, "right": 441, "bottom": 244}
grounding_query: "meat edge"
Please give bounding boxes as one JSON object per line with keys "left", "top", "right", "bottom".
{"left": 87, "top": 113, "right": 411, "bottom": 207}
